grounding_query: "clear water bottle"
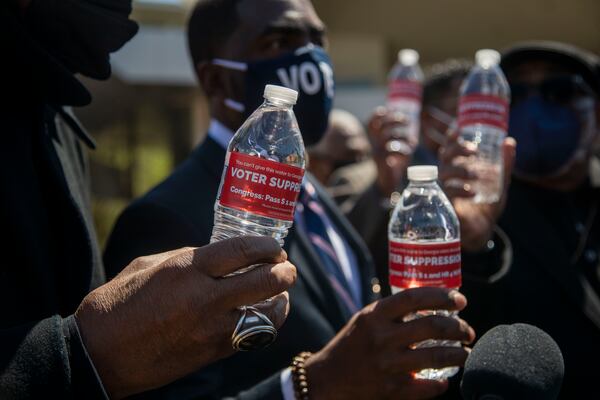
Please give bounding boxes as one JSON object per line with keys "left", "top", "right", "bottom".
{"left": 211, "top": 84, "right": 306, "bottom": 247}
{"left": 456, "top": 49, "right": 510, "bottom": 203}
{"left": 386, "top": 48, "right": 424, "bottom": 153}
{"left": 388, "top": 165, "right": 462, "bottom": 380}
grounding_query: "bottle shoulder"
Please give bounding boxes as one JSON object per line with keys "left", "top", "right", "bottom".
{"left": 460, "top": 65, "right": 510, "bottom": 98}
{"left": 229, "top": 106, "right": 306, "bottom": 168}
{"left": 389, "top": 63, "right": 424, "bottom": 82}
{"left": 389, "top": 184, "right": 460, "bottom": 240}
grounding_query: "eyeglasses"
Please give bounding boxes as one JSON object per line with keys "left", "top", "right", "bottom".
{"left": 510, "top": 75, "right": 596, "bottom": 106}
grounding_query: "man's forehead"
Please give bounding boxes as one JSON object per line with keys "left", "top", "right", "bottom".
{"left": 236, "top": 0, "right": 323, "bottom": 32}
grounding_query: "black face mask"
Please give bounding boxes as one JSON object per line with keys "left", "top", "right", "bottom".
{"left": 509, "top": 96, "right": 582, "bottom": 177}
{"left": 25, "top": 0, "right": 138, "bottom": 80}
{"left": 508, "top": 74, "right": 598, "bottom": 178}
{"left": 213, "top": 44, "right": 335, "bottom": 146}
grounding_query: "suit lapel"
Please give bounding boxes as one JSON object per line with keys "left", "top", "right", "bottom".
{"left": 308, "top": 175, "right": 380, "bottom": 305}
{"left": 285, "top": 226, "right": 349, "bottom": 330}
{"left": 191, "top": 136, "right": 227, "bottom": 180}
{"left": 283, "top": 174, "right": 380, "bottom": 331}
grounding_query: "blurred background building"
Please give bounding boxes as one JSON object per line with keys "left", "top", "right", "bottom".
{"left": 75, "top": 0, "right": 600, "bottom": 246}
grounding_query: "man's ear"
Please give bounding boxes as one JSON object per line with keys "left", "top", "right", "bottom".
{"left": 196, "top": 61, "right": 227, "bottom": 99}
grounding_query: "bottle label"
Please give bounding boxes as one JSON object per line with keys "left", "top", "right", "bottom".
{"left": 388, "top": 79, "right": 423, "bottom": 102}
{"left": 218, "top": 152, "right": 304, "bottom": 221}
{"left": 389, "top": 239, "right": 462, "bottom": 288}
{"left": 457, "top": 94, "right": 509, "bottom": 131}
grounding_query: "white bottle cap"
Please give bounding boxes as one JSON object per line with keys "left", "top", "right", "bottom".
{"left": 264, "top": 84, "right": 298, "bottom": 105}
{"left": 407, "top": 165, "right": 438, "bottom": 181}
{"left": 475, "top": 49, "right": 501, "bottom": 68}
{"left": 398, "top": 49, "right": 419, "bottom": 66}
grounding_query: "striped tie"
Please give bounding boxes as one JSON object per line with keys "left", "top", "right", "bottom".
{"left": 295, "top": 182, "right": 360, "bottom": 316}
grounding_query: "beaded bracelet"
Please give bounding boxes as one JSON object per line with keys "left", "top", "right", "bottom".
{"left": 290, "top": 351, "right": 313, "bottom": 400}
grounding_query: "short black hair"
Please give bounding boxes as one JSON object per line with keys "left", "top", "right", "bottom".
{"left": 423, "top": 59, "right": 472, "bottom": 107}
{"left": 187, "top": 0, "right": 241, "bottom": 68}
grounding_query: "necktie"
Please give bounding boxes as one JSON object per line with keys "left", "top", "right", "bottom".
{"left": 295, "top": 181, "right": 360, "bottom": 315}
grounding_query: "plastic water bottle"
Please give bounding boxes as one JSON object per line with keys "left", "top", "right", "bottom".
{"left": 211, "top": 84, "right": 306, "bottom": 247}
{"left": 456, "top": 49, "right": 510, "bottom": 203}
{"left": 388, "top": 165, "right": 462, "bottom": 380}
{"left": 386, "top": 49, "right": 424, "bottom": 153}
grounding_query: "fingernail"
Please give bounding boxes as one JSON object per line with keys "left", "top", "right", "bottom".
{"left": 464, "top": 142, "right": 478, "bottom": 152}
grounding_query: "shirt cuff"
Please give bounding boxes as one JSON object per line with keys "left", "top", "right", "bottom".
{"left": 62, "top": 315, "right": 110, "bottom": 399}
{"left": 280, "top": 367, "right": 295, "bottom": 400}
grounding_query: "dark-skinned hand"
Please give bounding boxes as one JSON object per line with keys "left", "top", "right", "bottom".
{"left": 75, "top": 236, "right": 297, "bottom": 399}
{"left": 368, "top": 106, "right": 416, "bottom": 197}
{"left": 305, "top": 288, "right": 476, "bottom": 400}
{"left": 438, "top": 130, "right": 516, "bottom": 252}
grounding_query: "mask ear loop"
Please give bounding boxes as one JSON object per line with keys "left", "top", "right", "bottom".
{"left": 426, "top": 105, "right": 456, "bottom": 127}
{"left": 224, "top": 99, "right": 245, "bottom": 113}
{"left": 212, "top": 59, "right": 248, "bottom": 71}
{"left": 559, "top": 97, "right": 599, "bottom": 174}
{"left": 211, "top": 59, "right": 248, "bottom": 113}
{"left": 570, "top": 202, "right": 598, "bottom": 266}
{"left": 574, "top": 97, "right": 598, "bottom": 148}
{"left": 539, "top": 97, "right": 598, "bottom": 180}
{"left": 424, "top": 106, "right": 457, "bottom": 145}
{"left": 424, "top": 127, "right": 448, "bottom": 146}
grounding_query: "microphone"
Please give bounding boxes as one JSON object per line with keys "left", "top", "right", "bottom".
{"left": 460, "top": 323, "right": 564, "bottom": 400}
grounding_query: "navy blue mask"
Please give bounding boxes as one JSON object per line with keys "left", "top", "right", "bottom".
{"left": 508, "top": 96, "right": 581, "bottom": 177}
{"left": 213, "top": 45, "right": 335, "bottom": 146}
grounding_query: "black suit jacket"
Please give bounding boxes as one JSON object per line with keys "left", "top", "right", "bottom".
{"left": 104, "top": 136, "right": 380, "bottom": 398}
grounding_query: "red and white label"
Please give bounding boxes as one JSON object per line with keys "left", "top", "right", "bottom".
{"left": 388, "top": 79, "right": 423, "bottom": 102}
{"left": 389, "top": 239, "right": 462, "bottom": 289}
{"left": 218, "top": 152, "right": 304, "bottom": 221}
{"left": 457, "top": 94, "right": 509, "bottom": 131}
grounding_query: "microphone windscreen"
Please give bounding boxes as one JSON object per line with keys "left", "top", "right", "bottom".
{"left": 461, "top": 323, "right": 564, "bottom": 400}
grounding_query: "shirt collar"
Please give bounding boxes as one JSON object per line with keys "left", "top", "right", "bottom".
{"left": 208, "top": 118, "right": 311, "bottom": 193}
{"left": 208, "top": 118, "right": 235, "bottom": 150}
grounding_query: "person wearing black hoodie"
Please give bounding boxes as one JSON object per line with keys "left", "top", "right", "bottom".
{"left": 0, "top": 2, "right": 297, "bottom": 398}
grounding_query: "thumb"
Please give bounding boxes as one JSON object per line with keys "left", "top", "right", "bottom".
{"left": 502, "top": 137, "right": 517, "bottom": 190}
{"left": 494, "top": 136, "right": 517, "bottom": 216}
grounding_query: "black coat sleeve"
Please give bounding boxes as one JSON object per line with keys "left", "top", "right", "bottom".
{"left": 0, "top": 315, "right": 107, "bottom": 399}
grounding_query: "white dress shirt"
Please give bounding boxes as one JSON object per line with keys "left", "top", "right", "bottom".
{"left": 207, "top": 118, "right": 235, "bottom": 149}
